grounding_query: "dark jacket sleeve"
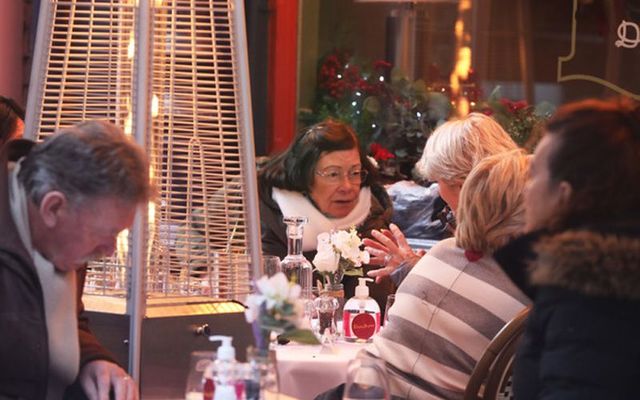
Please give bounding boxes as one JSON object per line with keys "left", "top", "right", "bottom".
{"left": 76, "top": 267, "right": 118, "bottom": 367}
{"left": 259, "top": 187, "right": 288, "bottom": 259}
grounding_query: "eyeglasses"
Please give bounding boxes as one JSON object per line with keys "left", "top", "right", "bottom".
{"left": 315, "top": 167, "right": 368, "bottom": 184}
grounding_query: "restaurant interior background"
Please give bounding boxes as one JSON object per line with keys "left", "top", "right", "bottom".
{"left": 3, "top": 0, "right": 639, "bottom": 159}
{"left": 0, "top": 0, "right": 638, "bottom": 397}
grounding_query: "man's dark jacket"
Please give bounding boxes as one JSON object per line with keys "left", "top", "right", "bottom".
{"left": 0, "top": 140, "right": 116, "bottom": 399}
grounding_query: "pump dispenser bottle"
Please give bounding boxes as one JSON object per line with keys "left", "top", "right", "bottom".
{"left": 208, "top": 335, "right": 238, "bottom": 400}
{"left": 343, "top": 278, "right": 381, "bottom": 342}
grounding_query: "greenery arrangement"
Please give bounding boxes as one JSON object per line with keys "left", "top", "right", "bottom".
{"left": 472, "top": 86, "right": 555, "bottom": 151}
{"left": 301, "top": 50, "right": 555, "bottom": 180}
{"left": 299, "top": 49, "right": 451, "bottom": 180}
{"left": 245, "top": 273, "right": 319, "bottom": 352}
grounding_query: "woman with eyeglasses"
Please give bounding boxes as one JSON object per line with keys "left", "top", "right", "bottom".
{"left": 258, "top": 118, "right": 395, "bottom": 308}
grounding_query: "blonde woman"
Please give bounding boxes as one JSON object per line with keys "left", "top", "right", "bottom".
{"left": 362, "top": 150, "right": 531, "bottom": 399}
{"left": 365, "top": 112, "right": 518, "bottom": 281}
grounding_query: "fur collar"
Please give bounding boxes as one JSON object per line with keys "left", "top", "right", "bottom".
{"left": 530, "top": 229, "right": 640, "bottom": 300}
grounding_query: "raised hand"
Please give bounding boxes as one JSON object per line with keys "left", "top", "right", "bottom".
{"left": 363, "top": 223, "right": 424, "bottom": 282}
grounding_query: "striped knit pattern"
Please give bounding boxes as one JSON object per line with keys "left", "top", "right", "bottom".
{"left": 365, "top": 238, "right": 530, "bottom": 399}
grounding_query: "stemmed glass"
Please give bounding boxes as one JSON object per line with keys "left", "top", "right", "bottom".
{"left": 342, "top": 355, "right": 390, "bottom": 400}
{"left": 184, "top": 351, "right": 215, "bottom": 400}
{"left": 262, "top": 255, "right": 282, "bottom": 277}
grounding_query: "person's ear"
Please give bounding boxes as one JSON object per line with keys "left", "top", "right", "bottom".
{"left": 557, "top": 180, "right": 573, "bottom": 210}
{"left": 38, "top": 191, "right": 68, "bottom": 228}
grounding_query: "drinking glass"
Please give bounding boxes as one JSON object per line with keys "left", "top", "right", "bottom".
{"left": 342, "top": 355, "right": 390, "bottom": 400}
{"left": 383, "top": 294, "right": 396, "bottom": 327}
{"left": 262, "top": 255, "right": 282, "bottom": 277}
{"left": 185, "top": 350, "right": 216, "bottom": 400}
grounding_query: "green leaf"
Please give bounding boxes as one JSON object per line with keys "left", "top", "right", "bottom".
{"left": 488, "top": 86, "right": 503, "bottom": 102}
{"left": 412, "top": 79, "right": 427, "bottom": 94}
{"left": 363, "top": 96, "right": 381, "bottom": 114}
{"left": 279, "top": 329, "right": 321, "bottom": 345}
{"left": 391, "top": 67, "right": 408, "bottom": 84}
{"left": 343, "top": 267, "right": 363, "bottom": 277}
{"left": 534, "top": 101, "right": 556, "bottom": 117}
{"left": 395, "top": 148, "right": 408, "bottom": 158}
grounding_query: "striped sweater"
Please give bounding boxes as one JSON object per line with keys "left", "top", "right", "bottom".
{"left": 364, "top": 238, "right": 530, "bottom": 399}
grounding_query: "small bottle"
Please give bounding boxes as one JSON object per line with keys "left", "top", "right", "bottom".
{"left": 209, "top": 335, "right": 238, "bottom": 400}
{"left": 343, "top": 278, "right": 381, "bottom": 342}
{"left": 280, "top": 216, "right": 313, "bottom": 299}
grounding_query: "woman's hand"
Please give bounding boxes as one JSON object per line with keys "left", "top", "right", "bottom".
{"left": 363, "top": 223, "right": 424, "bottom": 282}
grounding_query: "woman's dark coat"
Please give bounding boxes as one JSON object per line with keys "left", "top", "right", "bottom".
{"left": 497, "top": 227, "right": 640, "bottom": 400}
{"left": 259, "top": 181, "right": 395, "bottom": 311}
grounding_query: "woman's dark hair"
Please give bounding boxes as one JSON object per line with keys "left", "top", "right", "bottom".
{"left": 0, "top": 96, "right": 25, "bottom": 146}
{"left": 259, "top": 119, "right": 375, "bottom": 193}
{"left": 545, "top": 98, "right": 640, "bottom": 226}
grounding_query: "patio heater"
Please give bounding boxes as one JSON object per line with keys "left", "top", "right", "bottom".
{"left": 24, "top": 0, "right": 261, "bottom": 397}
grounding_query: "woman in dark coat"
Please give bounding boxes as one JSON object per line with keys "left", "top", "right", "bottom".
{"left": 258, "top": 119, "right": 394, "bottom": 310}
{"left": 495, "top": 98, "right": 640, "bottom": 399}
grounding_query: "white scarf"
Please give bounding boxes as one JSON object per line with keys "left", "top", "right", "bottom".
{"left": 8, "top": 160, "right": 79, "bottom": 399}
{"left": 272, "top": 187, "right": 372, "bottom": 251}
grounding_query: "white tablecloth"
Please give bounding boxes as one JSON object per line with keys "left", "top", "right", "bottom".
{"left": 275, "top": 342, "right": 367, "bottom": 400}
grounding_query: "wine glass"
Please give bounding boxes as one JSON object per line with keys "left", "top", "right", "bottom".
{"left": 342, "top": 355, "right": 390, "bottom": 400}
{"left": 262, "top": 255, "right": 282, "bottom": 277}
{"left": 185, "top": 350, "right": 215, "bottom": 400}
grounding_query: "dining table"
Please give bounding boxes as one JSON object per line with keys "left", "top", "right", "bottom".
{"left": 275, "top": 340, "right": 368, "bottom": 400}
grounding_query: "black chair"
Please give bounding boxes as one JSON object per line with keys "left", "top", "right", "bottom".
{"left": 464, "top": 306, "right": 531, "bottom": 400}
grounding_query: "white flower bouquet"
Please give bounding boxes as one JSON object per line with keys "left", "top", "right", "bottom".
{"left": 312, "top": 228, "right": 370, "bottom": 287}
{"left": 245, "top": 272, "right": 319, "bottom": 351}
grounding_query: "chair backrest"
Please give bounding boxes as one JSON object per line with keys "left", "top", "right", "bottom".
{"left": 464, "top": 306, "right": 531, "bottom": 400}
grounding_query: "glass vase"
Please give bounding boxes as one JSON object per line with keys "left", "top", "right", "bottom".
{"left": 245, "top": 347, "right": 279, "bottom": 400}
{"left": 325, "top": 283, "right": 345, "bottom": 339}
{"left": 281, "top": 216, "right": 313, "bottom": 299}
{"left": 313, "top": 291, "right": 339, "bottom": 341}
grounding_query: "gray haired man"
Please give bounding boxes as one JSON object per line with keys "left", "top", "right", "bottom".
{"left": 0, "top": 120, "right": 152, "bottom": 400}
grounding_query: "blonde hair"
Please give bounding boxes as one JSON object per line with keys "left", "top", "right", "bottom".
{"left": 415, "top": 113, "right": 517, "bottom": 184}
{"left": 455, "top": 150, "right": 530, "bottom": 254}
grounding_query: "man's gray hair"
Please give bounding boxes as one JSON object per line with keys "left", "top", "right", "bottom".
{"left": 18, "top": 120, "right": 151, "bottom": 206}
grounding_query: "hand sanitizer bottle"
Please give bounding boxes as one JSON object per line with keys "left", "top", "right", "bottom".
{"left": 209, "top": 335, "right": 238, "bottom": 400}
{"left": 343, "top": 278, "right": 381, "bottom": 342}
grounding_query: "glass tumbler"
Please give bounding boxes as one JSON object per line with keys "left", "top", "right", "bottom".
{"left": 185, "top": 350, "right": 215, "bottom": 400}
{"left": 262, "top": 255, "right": 282, "bottom": 277}
{"left": 342, "top": 355, "right": 390, "bottom": 400}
